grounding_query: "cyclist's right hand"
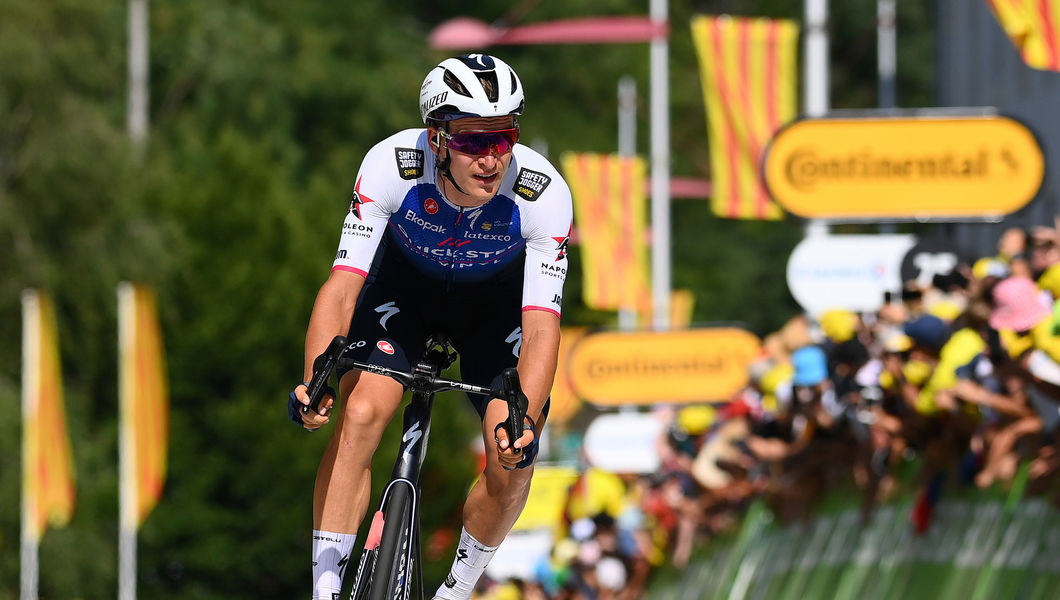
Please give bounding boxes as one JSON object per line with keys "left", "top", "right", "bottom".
{"left": 288, "top": 383, "right": 334, "bottom": 431}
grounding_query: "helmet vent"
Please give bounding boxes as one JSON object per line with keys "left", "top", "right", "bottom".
{"left": 442, "top": 69, "right": 472, "bottom": 98}
{"left": 509, "top": 71, "right": 518, "bottom": 95}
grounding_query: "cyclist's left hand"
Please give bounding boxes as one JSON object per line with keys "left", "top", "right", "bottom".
{"left": 494, "top": 417, "right": 538, "bottom": 470}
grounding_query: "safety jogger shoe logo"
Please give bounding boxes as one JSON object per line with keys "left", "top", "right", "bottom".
{"left": 395, "top": 147, "right": 424, "bottom": 180}
{"left": 514, "top": 168, "right": 551, "bottom": 201}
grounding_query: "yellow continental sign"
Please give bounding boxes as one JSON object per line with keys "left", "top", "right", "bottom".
{"left": 763, "top": 115, "right": 1044, "bottom": 219}
{"left": 567, "top": 328, "right": 760, "bottom": 405}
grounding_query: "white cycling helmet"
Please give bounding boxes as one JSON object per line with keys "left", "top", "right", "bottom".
{"left": 419, "top": 54, "right": 525, "bottom": 124}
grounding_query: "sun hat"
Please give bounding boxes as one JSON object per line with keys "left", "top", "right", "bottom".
{"left": 989, "top": 277, "right": 1050, "bottom": 331}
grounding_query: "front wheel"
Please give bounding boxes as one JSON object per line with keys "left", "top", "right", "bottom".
{"left": 368, "top": 484, "right": 414, "bottom": 600}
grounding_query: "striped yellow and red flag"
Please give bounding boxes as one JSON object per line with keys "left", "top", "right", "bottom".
{"left": 560, "top": 153, "right": 651, "bottom": 312}
{"left": 986, "top": 0, "right": 1060, "bottom": 71}
{"left": 22, "top": 290, "right": 76, "bottom": 541}
{"left": 691, "top": 15, "right": 798, "bottom": 220}
{"left": 118, "top": 283, "right": 169, "bottom": 528}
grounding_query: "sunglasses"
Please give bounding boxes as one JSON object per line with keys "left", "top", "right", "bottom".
{"left": 441, "top": 127, "right": 520, "bottom": 156}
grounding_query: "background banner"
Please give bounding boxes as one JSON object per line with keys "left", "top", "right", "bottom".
{"left": 691, "top": 15, "right": 798, "bottom": 220}
{"left": 986, "top": 0, "right": 1060, "bottom": 71}
{"left": 561, "top": 153, "right": 651, "bottom": 312}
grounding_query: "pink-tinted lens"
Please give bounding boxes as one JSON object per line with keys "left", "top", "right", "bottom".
{"left": 446, "top": 128, "right": 519, "bottom": 155}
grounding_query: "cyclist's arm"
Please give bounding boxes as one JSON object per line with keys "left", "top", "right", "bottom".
{"left": 516, "top": 308, "right": 561, "bottom": 424}
{"left": 303, "top": 269, "right": 365, "bottom": 382}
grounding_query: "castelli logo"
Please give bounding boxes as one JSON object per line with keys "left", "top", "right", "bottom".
{"left": 424, "top": 198, "right": 439, "bottom": 215}
{"left": 376, "top": 340, "right": 395, "bottom": 355}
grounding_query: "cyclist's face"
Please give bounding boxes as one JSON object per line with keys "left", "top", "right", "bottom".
{"left": 435, "top": 116, "right": 516, "bottom": 207}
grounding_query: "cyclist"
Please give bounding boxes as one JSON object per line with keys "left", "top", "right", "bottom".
{"left": 290, "top": 54, "right": 573, "bottom": 600}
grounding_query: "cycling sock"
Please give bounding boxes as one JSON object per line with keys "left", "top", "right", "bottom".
{"left": 312, "top": 529, "right": 356, "bottom": 600}
{"left": 433, "top": 527, "right": 498, "bottom": 600}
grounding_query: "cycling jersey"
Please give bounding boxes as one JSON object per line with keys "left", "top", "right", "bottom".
{"left": 332, "top": 128, "right": 573, "bottom": 318}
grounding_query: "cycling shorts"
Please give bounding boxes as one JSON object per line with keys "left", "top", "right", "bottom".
{"left": 338, "top": 247, "right": 550, "bottom": 420}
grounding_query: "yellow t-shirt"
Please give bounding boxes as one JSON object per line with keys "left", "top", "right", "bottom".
{"left": 1000, "top": 317, "right": 1060, "bottom": 363}
{"left": 915, "top": 327, "right": 985, "bottom": 416}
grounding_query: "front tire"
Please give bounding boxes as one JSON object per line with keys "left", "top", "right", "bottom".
{"left": 368, "top": 484, "right": 414, "bottom": 600}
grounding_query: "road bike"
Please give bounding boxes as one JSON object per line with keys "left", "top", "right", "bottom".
{"left": 303, "top": 334, "right": 528, "bottom": 600}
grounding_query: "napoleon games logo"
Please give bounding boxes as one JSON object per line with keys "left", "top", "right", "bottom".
{"left": 552, "top": 224, "right": 571, "bottom": 261}
{"left": 424, "top": 197, "right": 439, "bottom": 215}
{"left": 348, "top": 177, "right": 374, "bottom": 220}
{"left": 376, "top": 340, "right": 395, "bottom": 355}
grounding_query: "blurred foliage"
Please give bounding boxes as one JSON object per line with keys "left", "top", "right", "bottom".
{"left": 0, "top": 0, "right": 933, "bottom": 597}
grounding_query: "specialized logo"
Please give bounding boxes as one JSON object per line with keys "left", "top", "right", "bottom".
{"left": 460, "top": 53, "right": 495, "bottom": 70}
{"left": 419, "top": 92, "right": 448, "bottom": 120}
{"left": 424, "top": 197, "right": 439, "bottom": 214}
{"left": 457, "top": 549, "right": 469, "bottom": 562}
{"left": 348, "top": 177, "right": 374, "bottom": 220}
{"left": 514, "top": 168, "right": 552, "bottom": 201}
{"left": 506, "top": 327, "right": 522, "bottom": 358}
{"left": 395, "top": 147, "right": 425, "bottom": 180}
{"left": 374, "top": 301, "right": 400, "bottom": 331}
{"left": 402, "top": 421, "right": 423, "bottom": 460}
{"left": 338, "top": 553, "right": 350, "bottom": 578}
{"left": 377, "top": 340, "right": 395, "bottom": 355}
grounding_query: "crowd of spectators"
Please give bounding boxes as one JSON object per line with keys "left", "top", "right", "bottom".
{"left": 471, "top": 224, "right": 1060, "bottom": 599}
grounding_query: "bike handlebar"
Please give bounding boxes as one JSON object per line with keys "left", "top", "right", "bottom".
{"left": 303, "top": 335, "right": 529, "bottom": 448}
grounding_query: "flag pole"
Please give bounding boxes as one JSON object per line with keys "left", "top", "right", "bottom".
{"left": 649, "top": 0, "right": 671, "bottom": 330}
{"left": 118, "top": 282, "right": 137, "bottom": 600}
{"left": 618, "top": 75, "right": 639, "bottom": 332}
{"left": 21, "top": 290, "right": 40, "bottom": 600}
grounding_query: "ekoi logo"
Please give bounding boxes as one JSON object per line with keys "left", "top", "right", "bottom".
{"left": 376, "top": 340, "right": 395, "bottom": 355}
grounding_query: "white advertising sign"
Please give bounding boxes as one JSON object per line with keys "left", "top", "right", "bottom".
{"left": 487, "top": 529, "right": 553, "bottom": 581}
{"left": 583, "top": 412, "right": 664, "bottom": 474}
{"left": 786, "top": 234, "right": 916, "bottom": 315}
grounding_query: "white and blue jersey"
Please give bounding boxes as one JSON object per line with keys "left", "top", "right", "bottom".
{"left": 332, "top": 128, "right": 573, "bottom": 318}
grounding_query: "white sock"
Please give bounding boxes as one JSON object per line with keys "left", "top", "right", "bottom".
{"left": 312, "top": 530, "right": 356, "bottom": 600}
{"left": 433, "top": 527, "right": 499, "bottom": 600}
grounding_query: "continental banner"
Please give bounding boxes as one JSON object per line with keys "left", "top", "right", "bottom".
{"left": 560, "top": 153, "right": 650, "bottom": 312}
{"left": 548, "top": 327, "right": 588, "bottom": 425}
{"left": 691, "top": 15, "right": 798, "bottom": 220}
{"left": 763, "top": 115, "right": 1045, "bottom": 220}
{"left": 987, "top": 0, "right": 1060, "bottom": 71}
{"left": 567, "top": 328, "right": 761, "bottom": 405}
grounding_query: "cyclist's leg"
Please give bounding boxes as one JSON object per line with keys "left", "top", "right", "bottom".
{"left": 312, "top": 272, "right": 427, "bottom": 599}
{"left": 434, "top": 279, "right": 548, "bottom": 599}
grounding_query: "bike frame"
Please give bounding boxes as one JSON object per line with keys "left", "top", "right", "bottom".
{"left": 304, "top": 334, "right": 527, "bottom": 600}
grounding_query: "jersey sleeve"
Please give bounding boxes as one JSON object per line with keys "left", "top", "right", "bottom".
{"left": 520, "top": 174, "right": 574, "bottom": 318}
{"left": 331, "top": 138, "right": 408, "bottom": 276}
